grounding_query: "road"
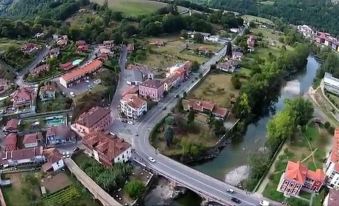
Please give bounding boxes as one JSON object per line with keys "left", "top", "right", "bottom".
{"left": 64, "top": 158, "right": 122, "bottom": 206}
{"left": 15, "top": 46, "right": 49, "bottom": 87}
{"left": 110, "top": 39, "right": 281, "bottom": 205}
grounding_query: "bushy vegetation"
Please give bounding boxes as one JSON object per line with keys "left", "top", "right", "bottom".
{"left": 74, "top": 153, "right": 132, "bottom": 193}
{"left": 124, "top": 180, "right": 145, "bottom": 200}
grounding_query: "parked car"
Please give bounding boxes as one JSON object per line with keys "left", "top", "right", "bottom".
{"left": 260, "top": 200, "right": 270, "bottom": 206}
{"left": 231, "top": 197, "right": 241, "bottom": 204}
{"left": 148, "top": 157, "right": 156, "bottom": 163}
{"left": 226, "top": 189, "right": 234, "bottom": 193}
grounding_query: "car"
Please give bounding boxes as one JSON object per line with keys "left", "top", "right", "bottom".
{"left": 226, "top": 189, "right": 234, "bottom": 193}
{"left": 70, "top": 92, "right": 75, "bottom": 97}
{"left": 148, "top": 157, "right": 156, "bottom": 163}
{"left": 162, "top": 107, "right": 167, "bottom": 110}
{"left": 231, "top": 197, "right": 241, "bottom": 204}
{"left": 260, "top": 200, "right": 270, "bottom": 206}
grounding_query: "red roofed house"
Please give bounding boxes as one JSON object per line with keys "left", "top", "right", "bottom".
{"left": 10, "top": 87, "right": 34, "bottom": 109}
{"left": 0, "top": 146, "right": 45, "bottom": 168}
{"left": 277, "top": 161, "right": 325, "bottom": 197}
{"left": 42, "top": 148, "right": 64, "bottom": 173}
{"left": 74, "top": 106, "right": 111, "bottom": 134}
{"left": 4, "top": 133, "right": 17, "bottom": 151}
{"left": 30, "top": 64, "right": 50, "bottom": 77}
{"left": 247, "top": 35, "right": 256, "bottom": 50}
{"left": 3, "top": 119, "right": 19, "bottom": 133}
{"left": 39, "top": 83, "right": 56, "bottom": 101}
{"left": 139, "top": 79, "right": 164, "bottom": 102}
{"left": 23, "top": 132, "right": 41, "bottom": 148}
{"left": 323, "top": 189, "right": 339, "bottom": 206}
{"left": 46, "top": 125, "right": 76, "bottom": 146}
{"left": 76, "top": 40, "right": 89, "bottom": 53}
{"left": 325, "top": 128, "right": 339, "bottom": 189}
{"left": 82, "top": 132, "right": 132, "bottom": 166}
{"left": 21, "top": 43, "right": 39, "bottom": 55}
{"left": 59, "top": 61, "right": 75, "bottom": 71}
{"left": 59, "top": 59, "right": 102, "bottom": 88}
{"left": 120, "top": 94, "right": 147, "bottom": 119}
{"left": 127, "top": 43, "right": 134, "bottom": 53}
{"left": 182, "top": 99, "right": 229, "bottom": 119}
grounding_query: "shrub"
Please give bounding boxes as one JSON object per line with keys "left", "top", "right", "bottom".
{"left": 124, "top": 180, "right": 145, "bottom": 199}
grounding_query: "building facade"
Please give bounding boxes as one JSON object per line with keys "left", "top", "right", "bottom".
{"left": 324, "top": 72, "right": 339, "bottom": 96}
{"left": 325, "top": 128, "right": 339, "bottom": 189}
{"left": 120, "top": 94, "right": 147, "bottom": 119}
{"left": 139, "top": 79, "right": 164, "bottom": 102}
{"left": 74, "top": 106, "right": 111, "bottom": 134}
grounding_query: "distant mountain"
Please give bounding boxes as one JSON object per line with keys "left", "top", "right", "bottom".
{"left": 189, "top": 0, "right": 339, "bottom": 36}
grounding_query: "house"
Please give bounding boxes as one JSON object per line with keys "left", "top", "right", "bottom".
{"left": 277, "top": 161, "right": 325, "bottom": 197}
{"left": 323, "top": 189, "right": 339, "bottom": 206}
{"left": 122, "top": 86, "right": 139, "bottom": 96}
{"left": 49, "top": 48, "right": 60, "bottom": 59}
{"left": 196, "top": 46, "right": 212, "bottom": 57}
{"left": 127, "top": 43, "right": 134, "bottom": 53}
{"left": 325, "top": 129, "right": 339, "bottom": 189}
{"left": 120, "top": 94, "right": 147, "bottom": 119}
{"left": 59, "top": 59, "right": 82, "bottom": 71}
{"left": 4, "top": 133, "right": 17, "bottom": 151}
{"left": 247, "top": 35, "right": 256, "bottom": 49}
{"left": 77, "top": 44, "right": 89, "bottom": 53}
{"left": 167, "top": 61, "right": 192, "bottom": 77}
{"left": 46, "top": 125, "right": 76, "bottom": 146}
{"left": 232, "top": 51, "right": 244, "bottom": 60}
{"left": 315, "top": 32, "right": 330, "bottom": 44}
{"left": 21, "top": 43, "right": 39, "bottom": 55}
{"left": 0, "top": 146, "right": 45, "bottom": 168}
{"left": 3, "top": 119, "right": 19, "bottom": 133}
{"left": 187, "top": 31, "right": 210, "bottom": 39}
{"left": 182, "top": 99, "right": 229, "bottom": 119}
{"left": 163, "top": 73, "right": 182, "bottom": 91}
{"left": 76, "top": 40, "right": 86, "bottom": 46}
{"left": 42, "top": 148, "right": 64, "bottom": 173}
{"left": 217, "top": 60, "right": 239, "bottom": 73}
{"left": 35, "top": 33, "right": 45, "bottom": 39}
{"left": 39, "top": 83, "right": 57, "bottom": 101}
{"left": 127, "top": 64, "right": 154, "bottom": 80}
{"left": 230, "top": 28, "right": 239, "bottom": 33}
{"left": 59, "top": 59, "right": 102, "bottom": 88}
{"left": 10, "top": 87, "right": 34, "bottom": 109}
{"left": 56, "top": 35, "right": 68, "bottom": 47}
{"left": 74, "top": 106, "right": 111, "bottom": 134}
{"left": 297, "top": 25, "right": 315, "bottom": 39}
{"left": 30, "top": 64, "right": 50, "bottom": 77}
{"left": 204, "top": 35, "right": 220, "bottom": 43}
{"left": 0, "top": 79, "right": 9, "bottom": 94}
{"left": 323, "top": 72, "right": 339, "bottom": 96}
{"left": 139, "top": 79, "right": 164, "bottom": 102}
{"left": 103, "top": 40, "right": 114, "bottom": 49}
{"left": 125, "top": 69, "right": 143, "bottom": 86}
{"left": 23, "top": 133, "right": 41, "bottom": 148}
{"left": 82, "top": 132, "right": 132, "bottom": 166}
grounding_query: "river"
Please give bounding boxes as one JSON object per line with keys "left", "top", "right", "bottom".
{"left": 192, "top": 55, "right": 320, "bottom": 183}
{"left": 143, "top": 56, "right": 320, "bottom": 206}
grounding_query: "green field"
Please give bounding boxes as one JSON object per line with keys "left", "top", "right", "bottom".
{"left": 91, "top": 0, "right": 168, "bottom": 16}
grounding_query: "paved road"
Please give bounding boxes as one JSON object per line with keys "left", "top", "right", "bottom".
{"left": 110, "top": 40, "right": 281, "bottom": 205}
{"left": 15, "top": 46, "right": 49, "bottom": 87}
{"left": 64, "top": 158, "right": 122, "bottom": 206}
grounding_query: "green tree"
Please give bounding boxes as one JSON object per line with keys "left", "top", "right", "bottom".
{"left": 164, "top": 127, "right": 174, "bottom": 147}
{"left": 231, "top": 74, "right": 241, "bottom": 89}
{"left": 191, "top": 61, "right": 200, "bottom": 72}
{"left": 193, "top": 33, "right": 204, "bottom": 43}
{"left": 187, "top": 110, "right": 195, "bottom": 126}
{"left": 124, "top": 180, "right": 145, "bottom": 199}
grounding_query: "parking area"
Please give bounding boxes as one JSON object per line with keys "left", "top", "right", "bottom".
{"left": 54, "top": 77, "right": 101, "bottom": 98}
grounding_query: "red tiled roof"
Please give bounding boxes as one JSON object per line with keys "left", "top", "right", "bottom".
{"left": 61, "top": 59, "right": 102, "bottom": 82}
{"left": 31, "top": 64, "right": 49, "bottom": 76}
{"left": 23, "top": 133, "right": 38, "bottom": 145}
{"left": 284, "top": 161, "right": 307, "bottom": 184}
{"left": 4, "top": 133, "right": 17, "bottom": 151}
{"left": 212, "top": 106, "right": 228, "bottom": 118}
{"left": 330, "top": 128, "right": 339, "bottom": 172}
{"left": 76, "top": 40, "right": 86, "bottom": 46}
{"left": 46, "top": 125, "right": 73, "bottom": 140}
{"left": 76, "top": 106, "right": 110, "bottom": 128}
{"left": 121, "top": 94, "right": 146, "bottom": 110}
{"left": 328, "top": 189, "right": 339, "bottom": 206}
{"left": 42, "top": 148, "right": 63, "bottom": 172}
{"left": 59, "top": 62, "right": 74, "bottom": 70}
{"left": 5, "top": 119, "right": 19, "bottom": 130}
{"left": 83, "top": 132, "right": 131, "bottom": 166}
{"left": 40, "top": 84, "right": 56, "bottom": 93}
{"left": 141, "top": 79, "right": 163, "bottom": 89}
{"left": 307, "top": 169, "right": 325, "bottom": 182}
{"left": 0, "top": 147, "right": 43, "bottom": 164}
{"left": 182, "top": 99, "right": 215, "bottom": 112}
{"left": 11, "top": 87, "right": 33, "bottom": 102}
{"left": 122, "top": 86, "right": 139, "bottom": 96}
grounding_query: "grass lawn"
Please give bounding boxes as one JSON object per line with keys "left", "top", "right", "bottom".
{"left": 242, "top": 15, "right": 274, "bottom": 26}
{"left": 189, "top": 72, "right": 239, "bottom": 108}
{"left": 262, "top": 125, "right": 331, "bottom": 205}
{"left": 327, "top": 92, "right": 339, "bottom": 108}
{"left": 91, "top": 0, "right": 168, "bottom": 16}
{"left": 2, "top": 172, "right": 42, "bottom": 206}
{"left": 36, "top": 92, "right": 73, "bottom": 113}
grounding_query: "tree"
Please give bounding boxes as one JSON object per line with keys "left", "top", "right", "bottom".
{"left": 214, "top": 119, "right": 226, "bottom": 136}
{"left": 164, "top": 127, "right": 174, "bottom": 147}
{"left": 193, "top": 33, "right": 204, "bottom": 43}
{"left": 187, "top": 110, "right": 195, "bottom": 126}
{"left": 124, "top": 180, "right": 145, "bottom": 199}
{"left": 285, "top": 98, "right": 313, "bottom": 126}
{"left": 191, "top": 61, "right": 200, "bottom": 72}
{"left": 231, "top": 74, "right": 241, "bottom": 89}
{"left": 226, "top": 41, "right": 232, "bottom": 57}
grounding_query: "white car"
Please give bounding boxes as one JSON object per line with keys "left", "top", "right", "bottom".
{"left": 148, "top": 157, "right": 156, "bottom": 163}
{"left": 260, "top": 200, "right": 270, "bottom": 206}
{"left": 70, "top": 92, "right": 75, "bottom": 97}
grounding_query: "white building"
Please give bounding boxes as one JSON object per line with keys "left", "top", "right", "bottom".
{"left": 325, "top": 129, "right": 339, "bottom": 189}
{"left": 120, "top": 94, "right": 147, "bottom": 119}
{"left": 324, "top": 72, "right": 339, "bottom": 96}
{"left": 297, "top": 25, "right": 315, "bottom": 39}
{"left": 204, "top": 35, "right": 220, "bottom": 43}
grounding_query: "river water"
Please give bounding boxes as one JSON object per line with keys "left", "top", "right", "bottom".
{"left": 143, "top": 56, "right": 320, "bottom": 205}
{"left": 192, "top": 56, "right": 320, "bottom": 182}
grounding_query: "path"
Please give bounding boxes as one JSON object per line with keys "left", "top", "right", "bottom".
{"left": 64, "top": 158, "right": 122, "bottom": 206}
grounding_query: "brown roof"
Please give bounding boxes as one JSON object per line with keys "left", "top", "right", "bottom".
{"left": 0, "top": 147, "right": 43, "bottom": 164}
{"left": 212, "top": 106, "right": 228, "bottom": 118}
{"left": 11, "top": 87, "right": 33, "bottom": 102}
{"left": 284, "top": 161, "right": 325, "bottom": 184}
{"left": 182, "top": 99, "right": 215, "bottom": 112}
{"left": 43, "top": 148, "right": 63, "bottom": 163}
{"left": 5, "top": 119, "right": 19, "bottom": 130}
{"left": 40, "top": 84, "right": 57, "bottom": 93}
{"left": 31, "top": 64, "right": 49, "bottom": 76}
{"left": 4, "top": 133, "right": 17, "bottom": 150}
{"left": 121, "top": 94, "right": 146, "bottom": 109}
{"left": 61, "top": 59, "right": 102, "bottom": 82}
{"left": 46, "top": 125, "right": 73, "bottom": 139}
{"left": 328, "top": 189, "right": 339, "bottom": 206}
{"left": 76, "top": 106, "right": 111, "bottom": 128}
{"left": 83, "top": 132, "right": 131, "bottom": 165}
{"left": 122, "top": 86, "right": 139, "bottom": 96}
{"left": 23, "top": 133, "right": 39, "bottom": 145}
{"left": 76, "top": 40, "right": 86, "bottom": 46}
{"left": 141, "top": 79, "right": 163, "bottom": 89}
{"left": 331, "top": 129, "right": 339, "bottom": 172}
